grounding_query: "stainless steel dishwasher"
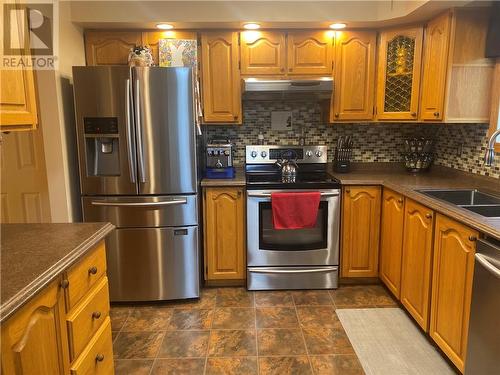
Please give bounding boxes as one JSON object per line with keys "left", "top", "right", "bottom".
{"left": 465, "top": 237, "right": 500, "bottom": 374}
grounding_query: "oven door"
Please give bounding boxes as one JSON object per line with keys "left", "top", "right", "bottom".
{"left": 247, "top": 189, "right": 340, "bottom": 266}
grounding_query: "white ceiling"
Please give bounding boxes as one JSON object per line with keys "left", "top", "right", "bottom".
{"left": 68, "top": 0, "right": 489, "bottom": 30}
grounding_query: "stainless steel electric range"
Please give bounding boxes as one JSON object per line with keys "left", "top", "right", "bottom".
{"left": 245, "top": 145, "right": 342, "bottom": 290}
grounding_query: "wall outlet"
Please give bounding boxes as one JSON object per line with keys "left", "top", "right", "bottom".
{"left": 271, "top": 111, "right": 292, "bottom": 131}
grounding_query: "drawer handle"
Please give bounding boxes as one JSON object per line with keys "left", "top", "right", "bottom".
{"left": 88, "top": 266, "right": 98, "bottom": 275}
{"left": 95, "top": 354, "right": 104, "bottom": 362}
{"left": 92, "top": 311, "right": 102, "bottom": 319}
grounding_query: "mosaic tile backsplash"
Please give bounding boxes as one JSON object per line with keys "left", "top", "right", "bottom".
{"left": 202, "top": 100, "right": 500, "bottom": 179}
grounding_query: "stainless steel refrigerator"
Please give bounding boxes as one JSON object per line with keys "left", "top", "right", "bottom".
{"left": 72, "top": 66, "right": 199, "bottom": 302}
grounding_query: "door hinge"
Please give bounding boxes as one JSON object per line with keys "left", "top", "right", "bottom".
{"left": 331, "top": 60, "right": 334, "bottom": 70}
{"left": 373, "top": 106, "right": 377, "bottom": 115}
{"left": 238, "top": 60, "right": 241, "bottom": 70}
{"left": 205, "top": 265, "right": 208, "bottom": 275}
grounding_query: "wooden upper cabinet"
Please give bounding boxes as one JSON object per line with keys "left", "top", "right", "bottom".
{"left": 85, "top": 31, "right": 142, "bottom": 66}
{"left": 287, "top": 31, "right": 334, "bottom": 75}
{"left": 341, "top": 186, "right": 381, "bottom": 278}
{"left": 331, "top": 31, "right": 376, "bottom": 121}
{"left": 204, "top": 188, "right": 246, "bottom": 281}
{"left": 376, "top": 26, "right": 423, "bottom": 120}
{"left": 419, "top": 12, "right": 451, "bottom": 121}
{"left": 0, "top": 7, "right": 38, "bottom": 131}
{"left": 379, "top": 189, "right": 404, "bottom": 298}
{"left": 1, "top": 278, "right": 70, "bottom": 375}
{"left": 430, "top": 214, "right": 477, "bottom": 373}
{"left": 200, "top": 32, "right": 242, "bottom": 123}
{"left": 400, "top": 200, "right": 434, "bottom": 331}
{"left": 240, "top": 31, "right": 286, "bottom": 75}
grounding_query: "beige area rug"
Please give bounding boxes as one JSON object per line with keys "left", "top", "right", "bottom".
{"left": 336, "top": 308, "right": 454, "bottom": 375}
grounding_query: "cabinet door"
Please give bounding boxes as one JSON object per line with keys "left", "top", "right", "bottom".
{"left": 1, "top": 278, "right": 70, "bottom": 375}
{"left": 204, "top": 188, "right": 246, "bottom": 280}
{"left": 341, "top": 186, "right": 381, "bottom": 278}
{"left": 376, "top": 26, "right": 423, "bottom": 120}
{"left": 419, "top": 12, "right": 451, "bottom": 121}
{"left": 240, "top": 31, "right": 286, "bottom": 75}
{"left": 0, "top": 7, "right": 37, "bottom": 130}
{"left": 85, "top": 31, "right": 142, "bottom": 65}
{"left": 287, "top": 31, "right": 334, "bottom": 75}
{"left": 200, "top": 32, "right": 242, "bottom": 123}
{"left": 141, "top": 31, "right": 198, "bottom": 66}
{"left": 430, "top": 214, "right": 477, "bottom": 373}
{"left": 379, "top": 189, "right": 404, "bottom": 298}
{"left": 400, "top": 200, "right": 434, "bottom": 331}
{"left": 331, "top": 31, "right": 376, "bottom": 121}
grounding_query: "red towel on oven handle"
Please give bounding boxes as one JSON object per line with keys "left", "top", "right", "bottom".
{"left": 271, "top": 192, "right": 321, "bottom": 230}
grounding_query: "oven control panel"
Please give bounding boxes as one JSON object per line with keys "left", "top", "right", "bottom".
{"left": 246, "top": 145, "right": 327, "bottom": 164}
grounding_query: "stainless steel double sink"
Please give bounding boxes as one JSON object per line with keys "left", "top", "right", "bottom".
{"left": 418, "top": 189, "right": 500, "bottom": 218}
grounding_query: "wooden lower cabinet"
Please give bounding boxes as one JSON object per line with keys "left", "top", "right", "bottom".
{"left": 430, "top": 214, "right": 477, "bottom": 372}
{"left": 379, "top": 189, "right": 405, "bottom": 297}
{"left": 400, "top": 200, "right": 434, "bottom": 331}
{"left": 0, "top": 241, "right": 113, "bottom": 375}
{"left": 341, "top": 186, "right": 381, "bottom": 277}
{"left": 1, "top": 277, "right": 70, "bottom": 375}
{"left": 204, "top": 187, "right": 246, "bottom": 282}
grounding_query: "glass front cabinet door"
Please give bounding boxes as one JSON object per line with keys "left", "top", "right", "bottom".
{"left": 376, "top": 27, "right": 423, "bottom": 120}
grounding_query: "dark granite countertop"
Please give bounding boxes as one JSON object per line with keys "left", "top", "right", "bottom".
{"left": 1, "top": 222, "right": 115, "bottom": 322}
{"left": 329, "top": 163, "right": 500, "bottom": 240}
{"left": 201, "top": 167, "right": 246, "bottom": 187}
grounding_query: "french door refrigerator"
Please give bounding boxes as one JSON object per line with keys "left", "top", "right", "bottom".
{"left": 73, "top": 66, "right": 199, "bottom": 302}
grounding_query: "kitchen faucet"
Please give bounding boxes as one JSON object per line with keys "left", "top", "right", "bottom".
{"left": 484, "top": 128, "right": 500, "bottom": 166}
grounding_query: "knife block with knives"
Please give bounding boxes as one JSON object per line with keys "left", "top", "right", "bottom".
{"left": 334, "top": 136, "right": 353, "bottom": 173}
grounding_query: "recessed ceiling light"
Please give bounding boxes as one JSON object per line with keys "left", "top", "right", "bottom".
{"left": 329, "top": 23, "right": 346, "bottom": 30}
{"left": 156, "top": 23, "right": 174, "bottom": 30}
{"left": 243, "top": 23, "right": 261, "bottom": 30}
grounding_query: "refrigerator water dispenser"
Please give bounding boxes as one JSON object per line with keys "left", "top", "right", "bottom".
{"left": 83, "top": 117, "right": 121, "bottom": 176}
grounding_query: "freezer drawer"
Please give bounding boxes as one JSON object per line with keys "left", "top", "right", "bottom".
{"left": 106, "top": 226, "right": 199, "bottom": 301}
{"left": 82, "top": 195, "right": 198, "bottom": 228}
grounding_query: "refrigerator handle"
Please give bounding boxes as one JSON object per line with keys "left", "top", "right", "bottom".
{"left": 135, "top": 79, "right": 146, "bottom": 183}
{"left": 125, "top": 78, "right": 136, "bottom": 183}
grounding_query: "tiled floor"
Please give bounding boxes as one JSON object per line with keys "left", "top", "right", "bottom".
{"left": 111, "top": 285, "right": 398, "bottom": 375}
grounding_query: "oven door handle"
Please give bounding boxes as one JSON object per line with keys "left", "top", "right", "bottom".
{"left": 247, "top": 192, "right": 339, "bottom": 198}
{"left": 248, "top": 267, "right": 338, "bottom": 274}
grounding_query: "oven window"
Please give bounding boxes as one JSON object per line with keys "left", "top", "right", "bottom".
{"left": 259, "top": 201, "right": 328, "bottom": 251}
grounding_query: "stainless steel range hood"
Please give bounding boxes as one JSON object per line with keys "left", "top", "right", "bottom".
{"left": 242, "top": 77, "right": 333, "bottom": 101}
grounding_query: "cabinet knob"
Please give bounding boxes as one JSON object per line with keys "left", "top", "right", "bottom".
{"left": 411, "top": 112, "right": 417, "bottom": 117}
{"left": 469, "top": 235, "right": 477, "bottom": 242}
{"left": 233, "top": 114, "right": 238, "bottom": 120}
{"left": 280, "top": 67, "right": 285, "bottom": 73}
{"left": 237, "top": 191, "right": 242, "bottom": 197}
{"left": 334, "top": 113, "right": 339, "bottom": 118}
{"left": 397, "top": 198, "right": 404, "bottom": 204}
{"left": 92, "top": 311, "right": 102, "bottom": 319}
{"left": 95, "top": 354, "right": 104, "bottom": 362}
{"left": 345, "top": 189, "right": 351, "bottom": 193}
{"left": 88, "top": 266, "right": 98, "bottom": 275}
{"left": 433, "top": 111, "right": 440, "bottom": 117}
{"left": 60, "top": 279, "right": 70, "bottom": 289}
{"left": 289, "top": 68, "right": 293, "bottom": 72}
{"left": 425, "top": 213, "right": 432, "bottom": 219}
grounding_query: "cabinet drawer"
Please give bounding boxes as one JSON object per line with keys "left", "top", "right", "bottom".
{"left": 67, "top": 277, "right": 110, "bottom": 360}
{"left": 70, "top": 317, "right": 114, "bottom": 375}
{"left": 67, "top": 242, "right": 107, "bottom": 310}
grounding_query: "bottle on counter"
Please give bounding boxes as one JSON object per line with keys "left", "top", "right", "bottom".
{"left": 258, "top": 132, "right": 265, "bottom": 145}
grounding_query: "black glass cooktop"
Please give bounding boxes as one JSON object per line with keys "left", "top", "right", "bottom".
{"left": 246, "top": 172, "right": 341, "bottom": 190}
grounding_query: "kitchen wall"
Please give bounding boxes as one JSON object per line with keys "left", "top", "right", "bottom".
{"left": 203, "top": 100, "right": 500, "bottom": 179}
